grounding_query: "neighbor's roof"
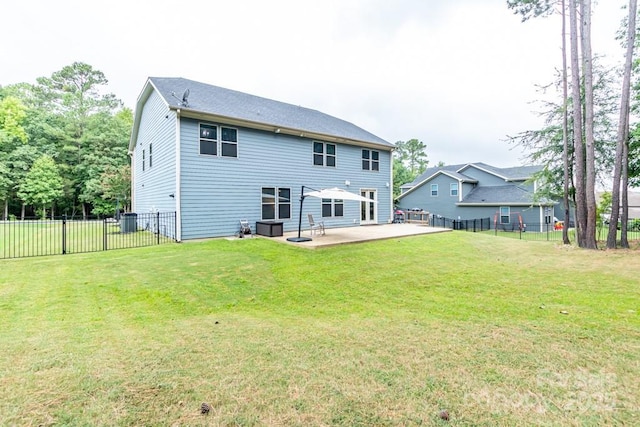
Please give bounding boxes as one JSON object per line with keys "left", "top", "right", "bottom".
{"left": 129, "top": 77, "right": 392, "bottom": 152}
{"left": 457, "top": 185, "right": 541, "bottom": 205}
{"left": 398, "top": 162, "right": 543, "bottom": 200}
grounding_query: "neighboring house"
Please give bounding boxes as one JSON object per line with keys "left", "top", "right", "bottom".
{"left": 597, "top": 190, "right": 640, "bottom": 220}
{"left": 128, "top": 77, "right": 394, "bottom": 241}
{"left": 396, "top": 162, "right": 558, "bottom": 230}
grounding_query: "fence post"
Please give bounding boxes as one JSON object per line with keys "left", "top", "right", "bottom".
{"left": 62, "top": 214, "right": 67, "bottom": 255}
{"left": 104, "top": 219, "right": 108, "bottom": 251}
{"left": 157, "top": 211, "right": 161, "bottom": 244}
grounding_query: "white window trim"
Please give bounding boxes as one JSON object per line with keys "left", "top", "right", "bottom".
{"left": 312, "top": 141, "right": 337, "bottom": 167}
{"left": 431, "top": 184, "right": 438, "bottom": 197}
{"left": 321, "top": 198, "right": 344, "bottom": 217}
{"left": 362, "top": 149, "right": 380, "bottom": 171}
{"left": 261, "top": 187, "right": 291, "bottom": 221}
{"left": 500, "top": 206, "right": 510, "bottom": 224}
{"left": 199, "top": 122, "right": 239, "bottom": 158}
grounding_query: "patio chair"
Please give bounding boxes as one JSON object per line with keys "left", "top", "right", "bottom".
{"left": 237, "top": 219, "right": 253, "bottom": 238}
{"left": 307, "top": 214, "right": 325, "bottom": 236}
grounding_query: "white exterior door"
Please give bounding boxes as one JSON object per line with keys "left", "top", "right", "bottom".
{"left": 360, "top": 189, "right": 377, "bottom": 225}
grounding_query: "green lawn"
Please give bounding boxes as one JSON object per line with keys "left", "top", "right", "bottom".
{"left": 0, "top": 233, "right": 638, "bottom": 426}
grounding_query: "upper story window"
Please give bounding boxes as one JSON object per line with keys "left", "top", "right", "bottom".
{"left": 322, "top": 198, "right": 344, "bottom": 217}
{"left": 142, "top": 149, "right": 145, "bottom": 171}
{"left": 200, "top": 123, "right": 238, "bottom": 157}
{"left": 261, "top": 187, "right": 291, "bottom": 220}
{"left": 362, "top": 149, "right": 379, "bottom": 171}
{"left": 450, "top": 183, "right": 458, "bottom": 196}
{"left": 431, "top": 184, "right": 438, "bottom": 197}
{"left": 149, "top": 143, "right": 153, "bottom": 168}
{"left": 313, "top": 142, "right": 336, "bottom": 167}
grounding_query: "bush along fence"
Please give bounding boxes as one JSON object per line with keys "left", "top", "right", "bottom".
{"left": 0, "top": 211, "right": 177, "bottom": 260}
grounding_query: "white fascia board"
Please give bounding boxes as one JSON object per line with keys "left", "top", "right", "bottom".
{"left": 174, "top": 107, "right": 393, "bottom": 151}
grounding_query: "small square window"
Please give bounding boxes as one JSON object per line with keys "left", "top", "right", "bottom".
{"left": 313, "top": 142, "right": 336, "bottom": 167}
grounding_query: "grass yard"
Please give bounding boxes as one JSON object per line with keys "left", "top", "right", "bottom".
{"left": 0, "top": 232, "right": 638, "bottom": 426}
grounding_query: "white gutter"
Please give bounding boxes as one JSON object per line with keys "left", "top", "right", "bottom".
{"left": 175, "top": 109, "right": 182, "bottom": 242}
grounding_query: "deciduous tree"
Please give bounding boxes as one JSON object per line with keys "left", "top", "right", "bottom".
{"left": 17, "top": 155, "right": 63, "bottom": 219}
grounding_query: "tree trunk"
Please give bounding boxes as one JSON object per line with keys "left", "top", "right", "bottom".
{"left": 21, "top": 203, "right": 25, "bottom": 220}
{"left": 621, "top": 139, "right": 630, "bottom": 248}
{"left": 569, "top": 0, "right": 587, "bottom": 247}
{"left": 581, "top": 0, "right": 598, "bottom": 249}
{"left": 2, "top": 199, "right": 7, "bottom": 221}
{"left": 607, "top": 0, "right": 637, "bottom": 249}
{"left": 561, "top": 0, "right": 571, "bottom": 245}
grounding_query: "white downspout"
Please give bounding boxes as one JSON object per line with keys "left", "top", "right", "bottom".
{"left": 175, "top": 109, "right": 182, "bottom": 242}
{"left": 389, "top": 149, "right": 394, "bottom": 223}
{"left": 129, "top": 151, "right": 135, "bottom": 211}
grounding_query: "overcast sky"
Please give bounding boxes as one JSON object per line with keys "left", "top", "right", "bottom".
{"left": 0, "top": 0, "right": 629, "bottom": 167}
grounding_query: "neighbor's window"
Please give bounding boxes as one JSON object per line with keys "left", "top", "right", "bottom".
{"left": 149, "top": 143, "right": 153, "bottom": 168}
{"left": 431, "top": 184, "right": 438, "bottom": 196}
{"left": 142, "top": 149, "right": 145, "bottom": 171}
{"left": 500, "top": 206, "right": 510, "bottom": 224}
{"left": 313, "top": 142, "right": 336, "bottom": 167}
{"left": 450, "top": 183, "right": 457, "bottom": 196}
{"left": 322, "top": 198, "right": 344, "bottom": 218}
{"left": 262, "top": 187, "right": 291, "bottom": 220}
{"left": 362, "top": 149, "right": 379, "bottom": 171}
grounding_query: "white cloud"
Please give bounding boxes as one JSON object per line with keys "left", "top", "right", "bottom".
{"left": 0, "top": 0, "right": 629, "bottom": 167}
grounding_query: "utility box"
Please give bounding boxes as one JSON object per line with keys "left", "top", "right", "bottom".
{"left": 256, "top": 221, "right": 283, "bottom": 237}
{"left": 120, "top": 212, "right": 138, "bottom": 233}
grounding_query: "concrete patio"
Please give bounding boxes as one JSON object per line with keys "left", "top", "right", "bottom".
{"left": 271, "top": 223, "right": 451, "bottom": 248}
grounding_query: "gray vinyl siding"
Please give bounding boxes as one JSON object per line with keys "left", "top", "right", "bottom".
{"left": 397, "top": 174, "right": 462, "bottom": 218}
{"left": 179, "top": 118, "right": 392, "bottom": 239}
{"left": 132, "top": 90, "right": 176, "bottom": 214}
{"left": 458, "top": 166, "right": 508, "bottom": 186}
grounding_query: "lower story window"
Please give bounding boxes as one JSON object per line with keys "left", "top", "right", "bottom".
{"left": 262, "top": 187, "right": 291, "bottom": 220}
{"left": 500, "top": 206, "right": 510, "bottom": 224}
{"left": 322, "top": 198, "right": 344, "bottom": 217}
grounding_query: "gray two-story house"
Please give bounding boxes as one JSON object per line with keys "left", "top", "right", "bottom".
{"left": 396, "top": 163, "right": 558, "bottom": 231}
{"left": 129, "top": 77, "right": 394, "bottom": 241}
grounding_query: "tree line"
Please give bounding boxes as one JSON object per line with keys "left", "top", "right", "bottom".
{"left": 0, "top": 62, "right": 131, "bottom": 220}
{"left": 507, "top": 0, "right": 639, "bottom": 249}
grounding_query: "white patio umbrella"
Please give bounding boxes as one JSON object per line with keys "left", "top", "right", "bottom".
{"left": 287, "top": 186, "right": 377, "bottom": 242}
{"left": 303, "top": 187, "right": 378, "bottom": 203}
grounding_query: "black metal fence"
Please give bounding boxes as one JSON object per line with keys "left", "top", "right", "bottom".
{"left": 429, "top": 215, "right": 492, "bottom": 232}
{"left": 0, "top": 212, "right": 177, "bottom": 260}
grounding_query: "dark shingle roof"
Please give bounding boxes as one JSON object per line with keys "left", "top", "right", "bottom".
{"left": 148, "top": 77, "right": 392, "bottom": 148}
{"left": 401, "top": 164, "right": 471, "bottom": 188}
{"left": 469, "top": 163, "right": 543, "bottom": 180}
{"left": 402, "top": 163, "right": 542, "bottom": 189}
{"left": 459, "top": 185, "right": 535, "bottom": 204}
